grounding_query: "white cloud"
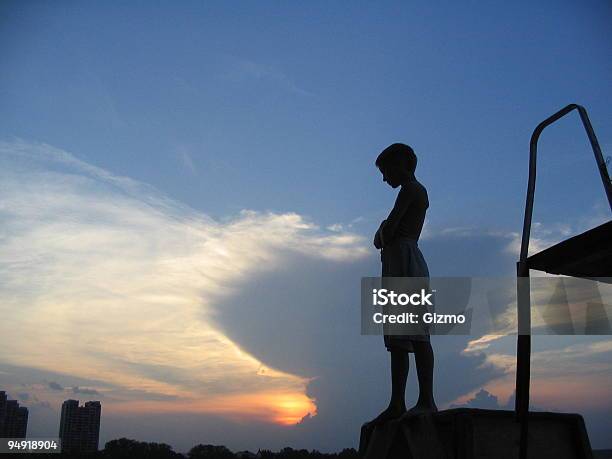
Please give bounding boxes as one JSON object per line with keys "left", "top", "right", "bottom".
{"left": 222, "top": 56, "right": 313, "bottom": 97}
{"left": 0, "top": 139, "right": 369, "bottom": 425}
{"left": 503, "top": 216, "right": 610, "bottom": 258}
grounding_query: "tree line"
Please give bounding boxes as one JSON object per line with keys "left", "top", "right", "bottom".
{"left": 15, "top": 437, "right": 360, "bottom": 458}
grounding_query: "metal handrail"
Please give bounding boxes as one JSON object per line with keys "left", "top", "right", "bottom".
{"left": 519, "top": 104, "right": 612, "bottom": 265}
{"left": 515, "top": 104, "right": 611, "bottom": 459}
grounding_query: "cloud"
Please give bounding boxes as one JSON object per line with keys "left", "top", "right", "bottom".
{"left": 32, "top": 400, "right": 52, "bottom": 409}
{"left": 222, "top": 56, "right": 313, "bottom": 97}
{"left": 457, "top": 338, "right": 612, "bottom": 412}
{"left": 72, "top": 386, "right": 100, "bottom": 396}
{"left": 503, "top": 216, "right": 610, "bottom": 258}
{"left": 48, "top": 382, "right": 63, "bottom": 391}
{"left": 2, "top": 140, "right": 608, "bottom": 449}
{"left": 176, "top": 146, "right": 198, "bottom": 176}
{"left": 435, "top": 226, "right": 480, "bottom": 238}
{"left": 0, "top": 139, "right": 369, "bottom": 426}
{"left": 432, "top": 217, "right": 609, "bottom": 263}
{"left": 480, "top": 340, "right": 612, "bottom": 377}
{"left": 449, "top": 388, "right": 511, "bottom": 410}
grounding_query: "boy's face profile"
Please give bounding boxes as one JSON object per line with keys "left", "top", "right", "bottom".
{"left": 379, "top": 165, "right": 402, "bottom": 189}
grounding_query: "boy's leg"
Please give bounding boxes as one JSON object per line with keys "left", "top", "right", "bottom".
{"left": 390, "top": 349, "right": 409, "bottom": 410}
{"left": 368, "top": 349, "right": 409, "bottom": 425}
{"left": 409, "top": 340, "right": 438, "bottom": 413}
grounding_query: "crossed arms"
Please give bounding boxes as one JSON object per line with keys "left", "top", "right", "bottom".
{"left": 373, "top": 185, "right": 416, "bottom": 249}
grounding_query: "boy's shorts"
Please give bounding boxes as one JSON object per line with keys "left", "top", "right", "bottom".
{"left": 381, "top": 237, "right": 430, "bottom": 353}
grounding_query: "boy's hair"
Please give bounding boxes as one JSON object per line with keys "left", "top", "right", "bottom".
{"left": 375, "top": 143, "right": 417, "bottom": 173}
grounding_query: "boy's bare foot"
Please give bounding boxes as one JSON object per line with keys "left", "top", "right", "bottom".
{"left": 405, "top": 401, "right": 438, "bottom": 416}
{"left": 367, "top": 404, "right": 406, "bottom": 426}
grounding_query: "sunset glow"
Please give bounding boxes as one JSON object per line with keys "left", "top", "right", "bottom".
{"left": 0, "top": 140, "right": 365, "bottom": 426}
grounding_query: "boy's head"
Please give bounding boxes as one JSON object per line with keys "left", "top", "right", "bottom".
{"left": 375, "top": 143, "right": 417, "bottom": 188}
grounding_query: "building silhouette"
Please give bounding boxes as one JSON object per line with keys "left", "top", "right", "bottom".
{"left": 0, "top": 391, "right": 28, "bottom": 438}
{"left": 59, "top": 399, "right": 101, "bottom": 453}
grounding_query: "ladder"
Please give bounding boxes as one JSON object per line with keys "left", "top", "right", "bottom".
{"left": 515, "top": 104, "right": 612, "bottom": 459}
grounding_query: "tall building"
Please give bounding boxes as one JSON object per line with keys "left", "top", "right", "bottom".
{"left": 0, "top": 391, "right": 28, "bottom": 438}
{"left": 59, "top": 399, "right": 101, "bottom": 453}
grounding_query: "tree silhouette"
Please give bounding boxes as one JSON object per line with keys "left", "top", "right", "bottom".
{"left": 16, "top": 439, "right": 359, "bottom": 459}
{"left": 188, "top": 444, "right": 235, "bottom": 459}
{"left": 102, "top": 437, "right": 183, "bottom": 459}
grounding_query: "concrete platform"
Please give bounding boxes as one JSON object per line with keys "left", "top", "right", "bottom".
{"left": 359, "top": 408, "right": 593, "bottom": 459}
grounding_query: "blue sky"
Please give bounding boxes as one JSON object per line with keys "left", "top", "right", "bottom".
{"left": 1, "top": 0, "right": 611, "bottom": 453}
{"left": 2, "top": 0, "right": 611, "bottom": 231}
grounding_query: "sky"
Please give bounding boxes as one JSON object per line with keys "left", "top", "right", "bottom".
{"left": 0, "top": 0, "right": 611, "bottom": 453}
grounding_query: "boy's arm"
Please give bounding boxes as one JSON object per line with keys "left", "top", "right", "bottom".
{"left": 374, "top": 220, "right": 385, "bottom": 249}
{"left": 380, "top": 185, "right": 415, "bottom": 244}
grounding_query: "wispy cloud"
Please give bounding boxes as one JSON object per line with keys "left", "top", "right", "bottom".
{"left": 456, "top": 339, "right": 612, "bottom": 412}
{"left": 222, "top": 56, "right": 314, "bottom": 97}
{"left": 0, "top": 139, "right": 368, "bottom": 425}
{"left": 503, "top": 214, "right": 610, "bottom": 258}
{"left": 47, "top": 382, "right": 63, "bottom": 391}
{"left": 177, "top": 146, "right": 198, "bottom": 176}
{"left": 72, "top": 386, "right": 99, "bottom": 395}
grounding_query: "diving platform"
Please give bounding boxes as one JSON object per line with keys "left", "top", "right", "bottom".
{"left": 525, "top": 220, "right": 612, "bottom": 281}
{"left": 359, "top": 409, "right": 593, "bottom": 459}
